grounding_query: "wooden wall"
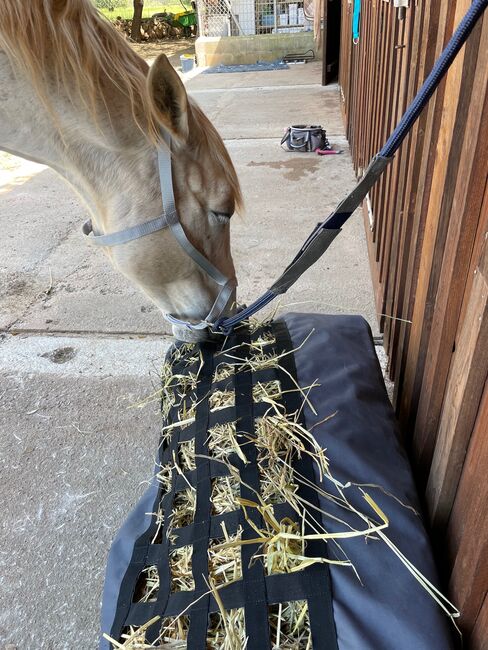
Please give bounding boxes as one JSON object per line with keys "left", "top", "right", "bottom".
{"left": 338, "top": 0, "right": 488, "bottom": 646}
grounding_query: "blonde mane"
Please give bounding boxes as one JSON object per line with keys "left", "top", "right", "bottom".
{"left": 0, "top": 0, "right": 242, "bottom": 208}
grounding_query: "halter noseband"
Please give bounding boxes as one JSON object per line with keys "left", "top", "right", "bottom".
{"left": 82, "top": 130, "right": 236, "bottom": 334}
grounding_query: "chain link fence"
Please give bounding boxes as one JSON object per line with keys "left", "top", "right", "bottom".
{"left": 195, "top": 0, "right": 313, "bottom": 37}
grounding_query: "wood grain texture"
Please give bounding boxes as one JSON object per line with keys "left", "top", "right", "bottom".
{"left": 447, "top": 382, "right": 488, "bottom": 637}
{"left": 426, "top": 237, "right": 488, "bottom": 527}
{"left": 470, "top": 593, "right": 488, "bottom": 650}
{"left": 338, "top": 1, "right": 488, "bottom": 644}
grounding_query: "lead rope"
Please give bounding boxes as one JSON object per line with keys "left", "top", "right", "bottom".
{"left": 213, "top": 0, "right": 488, "bottom": 336}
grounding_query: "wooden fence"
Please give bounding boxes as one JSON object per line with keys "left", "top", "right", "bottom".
{"left": 338, "top": 0, "right": 488, "bottom": 645}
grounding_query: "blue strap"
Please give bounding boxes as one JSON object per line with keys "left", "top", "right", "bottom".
{"left": 352, "top": 0, "right": 361, "bottom": 43}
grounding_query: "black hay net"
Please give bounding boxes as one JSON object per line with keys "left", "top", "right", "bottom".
{"left": 108, "top": 321, "right": 338, "bottom": 649}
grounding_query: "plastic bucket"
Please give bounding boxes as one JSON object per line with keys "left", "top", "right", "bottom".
{"left": 180, "top": 54, "right": 195, "bottom": 73}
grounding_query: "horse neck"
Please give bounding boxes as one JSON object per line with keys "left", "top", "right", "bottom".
{"left": 1, "top": 70, "right": 161, "bottom": 231}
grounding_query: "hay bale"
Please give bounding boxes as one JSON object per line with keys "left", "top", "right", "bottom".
{"left": 102, "top": 316, "right": 458, "bottom": 650}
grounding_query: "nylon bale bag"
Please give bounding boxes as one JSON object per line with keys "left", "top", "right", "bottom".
{"left": 100, "top": 313, "right": 456, "bottom": 650}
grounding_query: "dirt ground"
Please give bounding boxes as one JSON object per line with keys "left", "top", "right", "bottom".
{"left": 130, "top": 37, "right": 195, "bottom": 66}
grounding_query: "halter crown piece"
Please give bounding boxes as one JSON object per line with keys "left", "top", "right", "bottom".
{"left": 82, "top": 129, "right": 237, "bottom": 333}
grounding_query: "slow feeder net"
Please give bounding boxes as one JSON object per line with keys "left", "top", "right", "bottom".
{"left": 104, "top": 319, "right": 457, "bottom": 649}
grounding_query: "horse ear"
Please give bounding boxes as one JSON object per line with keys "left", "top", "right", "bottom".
{"left": 148, "top": 54, "right": 189, "bottom": 142}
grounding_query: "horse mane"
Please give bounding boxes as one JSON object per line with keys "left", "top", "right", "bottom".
{"left": 0, "top": 0, "right": 159, "bottom": 139}
{"left": 0, "top": 0, "right": 242, "bottom": 209}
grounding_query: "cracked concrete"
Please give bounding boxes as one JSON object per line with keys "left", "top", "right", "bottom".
{"left": 0, "top": 59, "right": 378, "bottom": 649}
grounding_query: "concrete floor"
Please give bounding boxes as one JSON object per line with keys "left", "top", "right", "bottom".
{"left": 0, "top": 60, "right": 377, "bottom": 649}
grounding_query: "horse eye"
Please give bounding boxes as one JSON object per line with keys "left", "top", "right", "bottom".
{"left": 209, "top": 210, "right": 232, "bottom": 224}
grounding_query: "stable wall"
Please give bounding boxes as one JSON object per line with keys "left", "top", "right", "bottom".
{"left": 338, "top": 1, "right": 488, "bottom": 646}
{"left": 195, "top": 32, "right": 315, "bottom": 66}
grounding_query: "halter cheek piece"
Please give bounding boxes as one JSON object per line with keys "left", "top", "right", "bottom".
{"left": 82, "top": 130, "right": 236, "bottom": 332}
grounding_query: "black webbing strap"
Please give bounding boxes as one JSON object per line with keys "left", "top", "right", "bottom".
{"left": 233, "top": 328, "right": 271, "bottom": 650}
{"left": 186, "top": 344, "right": 216, "bottom": 648}
{"left": 109, "top": 344, "right": 191, "bottom": 642}
{"left": 108, "top": 324, "right": 338, "bottom": 648}
{"left": 145, "top": 347, "right": 207, "bottom": 645}
{"left": 273, "top": 320, "right": 339, "bottom": 650}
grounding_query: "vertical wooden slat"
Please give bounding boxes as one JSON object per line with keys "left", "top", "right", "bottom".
{"left": 384, "top": 4, "right": 422, "bottom": 370}
{"left": 396, "top": 0, "right": 460, "bottom": 436}
{"left": 392, "top": 0, "right": 448, "bottom": 406}
{"left": 446, "top": 381, "right": 488, "bottom": 637}
{"left": 470, "top": 593, "right": 488, "bottom": 650}
{"left": 411, "top": 12, "right": 487, "bottom": 478}
{"left": 426, "top": 236, "right": 488, "bottom": 527}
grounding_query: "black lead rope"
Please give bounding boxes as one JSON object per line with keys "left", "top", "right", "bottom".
{"left": 215, "top": 0, "right": 488, "bottom": 335}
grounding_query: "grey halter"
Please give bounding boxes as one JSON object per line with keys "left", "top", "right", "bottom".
{"left": 82, "top": 131, "right": 236, "bottom": 332}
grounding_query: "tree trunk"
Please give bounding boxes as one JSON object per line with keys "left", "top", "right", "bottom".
{"left": 131, "top": 0, "right": 144, "bottom": 41}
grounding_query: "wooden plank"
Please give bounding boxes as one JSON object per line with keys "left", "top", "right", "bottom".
{"left": 446, "top": 381, "right": 488, "bottom": 635}
{"left": 385, "top": 2, "right": 424, "bottom": 372}
{"left": 426, "top": 235, "right": 488, "bottom": 528}
{"left": 412, "top": 13, "right": 488, "bottom": 477}
{"left": 393, "top": 0, "right": 450, "bottom": 408}
{"left": 321, "top": 0, "right": 328, "bottom": 86}
{"left": 382, "top": 9, "right": 415, "bottom": 359}
{"left": 470, "top": 593, "right": 488, "bottom": 650}
{"left": 363, "top": 201, "right": 384, "bottom": 317}
{"left": 396, "top": 0, "right": 461, "bottom": 436}
{"left": 459, "top": 179, "right": 488, "bottom": 327}
{"left": 378, "top": 16, "right": 407, "bottom": 288}
{"left": 370, "top": 1, "right": 392, "bottom": 252}
{"left": 375, "top": 6, "right": 397, "bottom": 272}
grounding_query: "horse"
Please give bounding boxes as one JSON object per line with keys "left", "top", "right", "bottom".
{"left": 0, "top": 0, "right": 242, "bottom": 341}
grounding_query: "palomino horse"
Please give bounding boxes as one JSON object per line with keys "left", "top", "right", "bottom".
{"left": 0, "top": 0, "right": 242, "bottom": 340}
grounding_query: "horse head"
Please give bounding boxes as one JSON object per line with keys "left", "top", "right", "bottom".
{"left": 0, "top": 0, "right": 242, "bottom": 340}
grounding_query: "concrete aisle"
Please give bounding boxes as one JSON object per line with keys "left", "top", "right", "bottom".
{"left": 0, "top": 61, "right": 377, "bottom": 649}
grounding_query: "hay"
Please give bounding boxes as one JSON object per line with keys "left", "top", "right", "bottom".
{"left": 252, "top": 331, "right": 276, "bottom": 347}
{"left": 211, "top": 475, "right": 241, "bottom": 516}
{"left": 208, "top": 526, "right": 243, "bottom": 586}
{"left": 150, "top": 506, "right": 165, "bottom": 545}
{"left": 207, "top": 609, "right": 246, "bottom": 650}
{"left": 135, "top": 566, "right": 160, "bottom": 604}
{"left": 177, "top": 440, "right": 196, "bottom": 473}
{"left": 269, "top": 600, "right": 311, "bottom": 649}
{"left": 213, "top": 362, "right": 235, "bottom": 383}
{"left": 160, "top": 617, "right": 189, "bottom": 647}
{"left": 176, "top": 400, "right": 197, "bottom": 430}
{"left": 107, "top": 617, "right": 188, "bottom": 649}
{"left": 253, "top": 380, "right": 282, "bottom": 403}
{"left": 171, "top": 489, "right": 196, "bottom": 531}
{"left": 170, "top": 545, "right": 195, "bottom": 592}
{"left": 259, "top": 454, "right": 298, "bottom": 506}
{"left": 156, "top": 462, "right": 173, "bottom": 494}
{"left": 209, "top": 390, "right": 235, "bottom": 411}
{"left": 122, "top": 320, "right": 459, "bottom": 650}
{"left": 207, "top": 422, "right": 248, "bottom": 464}
{"left": 261, "top": 518, "right": 305, "bottom": 576}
